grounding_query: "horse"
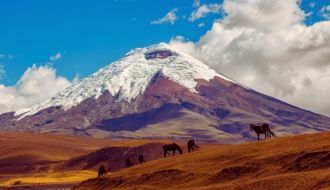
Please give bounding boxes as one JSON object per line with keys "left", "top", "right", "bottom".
{"left": 125, "top": 158, "right": 133, "bottom": 167}
{"left": 98, "top": 165, "right": 106, "bottom": 177}
{"left": 250, "top": 123, "right": 276, "bottom": 141}
{"left": 187, "top": 139, "right": 200, "bottom": 153}
{"left": 138, "top": 154, "right": 145, "bottom": 164}
{"left": 163, "top": 143, "right": 183, "bottom": 157}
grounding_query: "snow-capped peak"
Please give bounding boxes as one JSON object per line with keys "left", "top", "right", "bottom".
{"left": 15, "top": 43, "right": 235, "bottom": 118}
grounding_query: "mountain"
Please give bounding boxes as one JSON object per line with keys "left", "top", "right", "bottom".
{"left": 0, "top": 43, "right": 329, "bottom": 142}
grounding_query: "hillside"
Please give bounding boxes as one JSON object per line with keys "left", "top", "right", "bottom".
{"left": 2, "top": 131, "right": 330, "bottom": 189}
{"left": 0, "top": 132, "right": 168, "bottom": 188}
{"left": 74, "top": 131, "right": 330, "bottom": 190}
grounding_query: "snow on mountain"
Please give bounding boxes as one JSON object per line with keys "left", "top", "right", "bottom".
{"left": 15, "top": 43, "right": 234, "bottom": 118}
{"left": 2, "top": 42, "right": 330, "bottom": 143}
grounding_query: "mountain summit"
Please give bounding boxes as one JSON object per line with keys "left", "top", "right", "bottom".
{"left": 16, "top": 43, "right": 234, "bottom": 118}
{"left": 1, "top": 43, "right": 330, "bottom": 142}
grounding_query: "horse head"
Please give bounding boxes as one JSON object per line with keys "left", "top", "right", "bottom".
{"left": 174, "top": 143, "right": 183, "bottom": 154}
{"left": 178, "top": 147, "right": 183, "bottom": 154}
{"left": 250, "top": 124, "right": 254, "bottom": 131}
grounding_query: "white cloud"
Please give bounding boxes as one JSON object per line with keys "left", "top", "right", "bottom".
{"left": 170, "top": 0, "right": 330, "bottom": 116}
{"left": 170, "top": 36, "right": 196, "bottom": 54}
{"left": 72, "top": 73, "right": 81, "bottom": 83}
{"left": 189, "top": 4, "right": 221, "bottom": 22}
{"left": 193, "top": 0, "right": 200, "bottom": 7}
{"left": 320, "top": 5, "right": 330, "bottom": 20}
{"left": 0, "top": 54, "right": 6, "bottom": 79}
{"left": 0, "top": 65, "right": 71, "bottom": 114}
{"left": 309, "top": 2, "right": 315, "bottom": 8}
{"left": 0, "top": 65, "right": 4, "bottom": 79}
{"left": 49, "top": 52, "right": 62, "bottom": 62}
{"left": 151, "top": 8, "right": 178, "bottom": 25}
{"left": 0, "top": 54, "right": 13, "bottom": 60}
{"left": 198, "top": 22, "right": 205, "bottom": 27}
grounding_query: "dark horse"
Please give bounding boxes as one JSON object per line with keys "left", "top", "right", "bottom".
{"left": 163, "top": 143, "right": 183, "bottom": 157}
{"left": 250, "top": 123, "right": 276, "bottom": 141}
{"left": 125, "top": 158, "right": 133, "bottom": 167}
{"left": 138, "top": 154, "right": 145, "bottom": 164}
{"left": 187, "top": 139, "right": 200, "bottom": 153}
{"left": 98, "top": 165, "right": 106, "bottom": 177}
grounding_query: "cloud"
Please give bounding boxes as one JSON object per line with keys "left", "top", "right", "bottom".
{"left": 151, "top": 8, "right": 178, "bottom": 25}
{"left": 0, "top": 65, "right": 71, "bottom": 114}
{"left": 0, "top": 54, "right": 13, "bottom": 60}
{"left": 72, "top": 73, "right": 81, "bottom": 83}
{"left": 198, "top": 22, "right": 205, "bottom": 27}
{"left": 193, "top": 0, "right": 200, "bottom": 7}
{"left": 170, "top": 0, "right": 330, "bottom": 116}
{"left": 189, "top": 4, "right": 221, "bottom": 22}
{"left": 0, "top": 54, "right": 5, "bottom": 79}
{"left": 0, "top": 65, "right": 4, "bottom": 79}
{"left": 49, "top": 52, "right": 62, "bottom": 62}
{"left": 320, "top": 5, "right": 330, "bottom": 20}
{"left": 0, "top": 54, "right": 6, "bottom": 79}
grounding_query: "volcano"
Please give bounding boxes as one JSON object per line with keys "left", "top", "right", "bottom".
{"left": 0, "top": 43, "right": 329, "bottom": 143}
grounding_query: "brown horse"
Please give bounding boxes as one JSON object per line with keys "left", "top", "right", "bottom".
{"left": 163, "top": 143, "right": 183, "bottom": 157}
{"left": 125, "top": 158, "right": 133, "bottom": 167}
{"left": 138, "top": 154, "right": 145, "bottom": 164}
{"left": 98, "top": 165, "right": 106, "bottom": 177}
{"left": 250, "top": 123, "right": 276, "bottom": 141}
{"left": 187, "top": 139, "right": 200, "bottom": 153}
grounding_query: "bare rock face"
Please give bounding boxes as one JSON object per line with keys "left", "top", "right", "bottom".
{"left": 0, "top": 43, "right": 329, "bottom": 143}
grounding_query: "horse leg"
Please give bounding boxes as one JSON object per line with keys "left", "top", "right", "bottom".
{"left": 173, "top": 150, "right": 176, "bottom": 156}
{"left": 164, "top": 150, "right": 167, "bottom": 158}
{"left": 265, "top": 132, "right": 267, "bottom": 140}
{"left": 257, "top": 133, "right": 260, "bottom": 141}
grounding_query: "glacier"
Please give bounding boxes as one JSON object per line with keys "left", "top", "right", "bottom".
{"left": 15, "top": 43, "right": 235, "bottom": 118}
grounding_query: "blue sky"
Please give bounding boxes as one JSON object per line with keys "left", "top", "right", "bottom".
{"left": 0, "top": 0, "right": 221, "bottom": 85}
{"left": 1, "top": 0, "right": 330, "bottom": 116}
{"left": 0, "top": 0, "right": 329, "bottom": 85}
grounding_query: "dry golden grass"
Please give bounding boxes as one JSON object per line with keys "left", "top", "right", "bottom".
{"left": 1, "top": 170, "right": 96, "bottom": 187}
{"left": 3, "top": 131, "right": 330, "bottom": 189}
{"left": 74, "top": 132, "right": 330, "bottom": 190}
{"left": 0, "top": 132, "right": 169, "bottom": 188}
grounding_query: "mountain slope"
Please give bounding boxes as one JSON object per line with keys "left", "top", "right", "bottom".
{"left": 0, "top": 43, "right": 329, "bottom": 142}
{"left": 15, "top": 43, "right": 228, "bottom": 118}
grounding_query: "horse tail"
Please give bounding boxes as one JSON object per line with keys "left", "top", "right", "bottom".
{"left": 269, "top": 130, "right": 276, "bottom": 137}
{"left": 163, "top": 145, "right": 168, "bottom": 157}
{"left": 263, "top": 123, "right": 275, "bottom": 137}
